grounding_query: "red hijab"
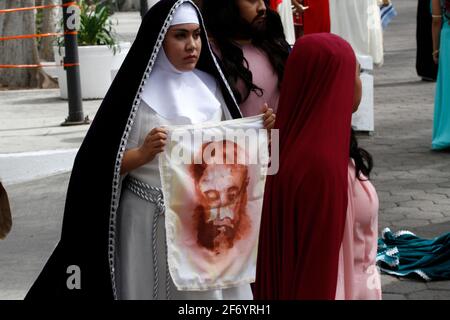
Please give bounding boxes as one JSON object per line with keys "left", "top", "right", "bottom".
{"left": 254, "top": 33, "right": 356, "bottom": 299}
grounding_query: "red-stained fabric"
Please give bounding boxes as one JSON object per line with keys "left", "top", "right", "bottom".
{"left": 269, "top": 0, "right": 283, "bottom": 10}
{"left": 254, "top": 33, "right": 356, "bottom": 300}
{"left": 303, "top": 0, "right": 330, "bottom": 34}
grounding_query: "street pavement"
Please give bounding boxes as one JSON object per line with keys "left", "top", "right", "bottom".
{"left": 0, "top": 1, "right": 449, "bottom": 300}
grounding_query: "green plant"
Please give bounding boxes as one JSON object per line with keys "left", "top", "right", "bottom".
{"left": 57, "top": 0, "right": 119, "bottom": 53}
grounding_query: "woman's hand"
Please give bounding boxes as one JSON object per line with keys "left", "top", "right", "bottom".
{"left": 120, "top": 127, "right": 168, "bottom": 175}
{"left": 262, "top": 103, "right": 276, "bottom": 130}
{"left": 292, "top": 0, "right": 309, "bottom": 13}
{"left": 433, "top": 50, "right": 440, "bottom": 64}
{"left": 139, "top": 127, "right": 168, "bottom": 163}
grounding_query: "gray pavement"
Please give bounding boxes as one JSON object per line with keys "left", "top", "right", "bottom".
{"left": 0, "top": 89, "right": 100, "bottom": 153}
{"left": 0, "top": 2, "right": 449, "bottom": 300}
{"left": 0, "top": 173, "right": 68, "bottom": 299}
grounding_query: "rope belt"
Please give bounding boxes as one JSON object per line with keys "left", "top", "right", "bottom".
{"left": 124, "top": 176, "right": 171, "bottom": 300}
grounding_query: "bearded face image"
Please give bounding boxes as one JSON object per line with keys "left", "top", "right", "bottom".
{"left": 191, "top": 141, "right": 250, "bottom": 254}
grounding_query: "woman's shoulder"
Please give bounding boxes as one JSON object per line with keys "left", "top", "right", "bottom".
{"left": 137, "top": 99, "right": 163, "bottom": 121}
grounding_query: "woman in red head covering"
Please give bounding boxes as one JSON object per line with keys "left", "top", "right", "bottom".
{"left": 254, "top": 33, "right": 358, "bottom": 299}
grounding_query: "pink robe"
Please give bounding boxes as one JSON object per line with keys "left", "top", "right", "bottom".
{"left": 236, "top": 44, "right": 280, "bottom": 117}
{"left": 335, "top": 160, "right": 382, "bottom": 300}
{"left": 210, "top": 41, "right": 280, "bottom": 117}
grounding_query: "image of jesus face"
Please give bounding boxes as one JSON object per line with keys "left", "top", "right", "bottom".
{"left": 191, "top": 141, "right": 250, "bottom": 254}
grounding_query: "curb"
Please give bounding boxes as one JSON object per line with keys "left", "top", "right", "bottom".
{"left": 0, "top": 149, "right": 77, "bottom": 186}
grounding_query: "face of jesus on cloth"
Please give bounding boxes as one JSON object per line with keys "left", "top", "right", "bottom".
{"left": 190, "top": 140, "right": 251, "bottom": 255}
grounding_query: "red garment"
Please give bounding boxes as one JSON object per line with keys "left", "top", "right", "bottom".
{"left": 269, "top": 0, "right": 283, "bottom": 10}
{"left": 254, "top": 33, "right": 356, "bottom": 300}
{"left": 303, "top": 0, "right": 330, "bottom": 34}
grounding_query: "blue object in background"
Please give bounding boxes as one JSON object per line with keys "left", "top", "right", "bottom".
{"left": 380, "top": 3, "right": 398, "bottom": 29}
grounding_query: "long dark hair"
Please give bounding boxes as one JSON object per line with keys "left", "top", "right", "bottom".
{"left": 350, "top": 129, "right": 373, "bottom": 180}
{"left": 202, "top": 0, "right": 290, "bottom": 104}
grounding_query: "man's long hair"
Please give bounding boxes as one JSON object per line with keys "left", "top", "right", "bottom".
{"left": 202, "top": 0, "right": 290, "bottom": 104}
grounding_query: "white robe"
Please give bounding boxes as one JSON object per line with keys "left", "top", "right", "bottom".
{"left": 329, "top": 0, "right": 384, "bottom": 66}
{"left": 277, "top": 0, "right": 296, "bottom": 46}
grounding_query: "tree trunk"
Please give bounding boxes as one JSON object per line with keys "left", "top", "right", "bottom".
{"left": 0, "top": 0, "right": 57, "bottom": 88}
{"left": 0, "top": 0, "right": 40, "bottom": 88}
{"left": 39, "top": 0, "right": 60, "bottom": 62}
{"left": 0, "top": 1, "right": 5, "bottom": 37}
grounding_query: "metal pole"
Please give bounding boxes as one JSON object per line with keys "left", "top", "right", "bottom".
{"left": 61, "top": 0, "right": 89, "bottom": 126}
{"left": 140, "top": 0, "right": 149, "bottom": 19}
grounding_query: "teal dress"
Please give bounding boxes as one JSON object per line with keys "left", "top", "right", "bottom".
{"left": 377, "top": 228, "right": 450, "bottom": 281}
{"left": 432, "top": 3, "right": 450, "bottom": 149}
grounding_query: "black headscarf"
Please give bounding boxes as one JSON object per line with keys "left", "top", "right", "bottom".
{"left": 25, "top": 0, "right": 242, "bottom": 300}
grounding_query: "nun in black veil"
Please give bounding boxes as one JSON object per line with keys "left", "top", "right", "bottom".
{"left": 26, "top": 0, "right": 266, "bottom": 300}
